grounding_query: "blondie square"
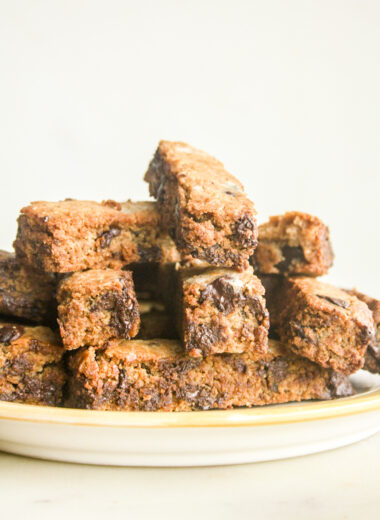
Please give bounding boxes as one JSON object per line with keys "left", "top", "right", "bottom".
{"left": 14, "top": 199, "right": 178, "bottom": 272}
{"left": 57, "top": 269, "right": 140, "bottom": 350}
{"left": 66, "top": 338, "right": 353, "bottom": 411}
{"left": 267, "top": 277, "right": 375, "bottom": 374}
{"left": 254, "top": 212, "right": 334, "bottom": 276}
{"left": 178, "top": 266, "right": 269, "bottom": 357}
{"left": 0, "top": 321, "right": 66, "bottom": 406}
{"left": 144, "top": 141, "right": 258, "bottom": 270}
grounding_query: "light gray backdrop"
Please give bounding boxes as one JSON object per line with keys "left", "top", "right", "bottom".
{"left": 0, "top": 0, "right": 379, "bottom": 294}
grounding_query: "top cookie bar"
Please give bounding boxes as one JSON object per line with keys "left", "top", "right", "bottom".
{"left": 144, "top": 141, "right": 258, "bottom": 270}
{"left": 14, "top": 199, "right": 179, "bottom": 272}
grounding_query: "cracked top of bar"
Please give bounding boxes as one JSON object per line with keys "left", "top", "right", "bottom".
{"left": 14, "top": 199, "right": 179, "bottom": 272}
{"left": 144, "top": 141, "right": 258, "bottom": 270}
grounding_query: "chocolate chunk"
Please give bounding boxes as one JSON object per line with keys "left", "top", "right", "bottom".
{"left": 186, "top": 322, "right": 224, "bottom": 356}
{"left": 317, "top": 295, "right": 350, "bottom": 309}
{"left": 90, "top": 289, "right": 137, "bottom": 338}
{"left": 97, "top": 226, "right": 121, "bottom": 249}
{"left": 0, "top": 325, "right": 24, "bottom": 346}
{"left": 289, "top": 321, "right": 317, "bottom": 345}
{"left": 176, "top": 384, "right": 217, "bottom": 410}
{"left": 199, "top": 276, "right": 238, "bottom": 314}
{"left": 328, "top": 373, "right": 354, "bottom": 397}
{"left": 227, "top": 356, "right": 247, "bottom": 374}
{"left": 267, "top": 358, "right": 288, "bottom": 392}
{"left": 137, "top": 244, "right": 161, "bottom": 263}
{"left": 234, "top": 215, "right": 258, "bottom": 248}
{"left": 275, "top": 245, "right": 305, "bottom": 273}
{"left": 246, "top": 296, "right": 266, "bottom": 321}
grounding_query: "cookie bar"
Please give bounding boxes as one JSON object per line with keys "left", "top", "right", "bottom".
{"left": 254, "top": 212, "right": 334, "bottom": 276}
{"left": 144, "top": 141, "right": 258, "bottom": 270}
{"left": 57, "top": 269, "right": 140, "bottom": 350}
{"left": 178, "top": 266, "right": 269, "bottom": 357}
{"left": 347, "top": 290, "right": 380, "bottom": 373}
{"left": 66, "top": 338, "right": 353, "bottom": 411}
{"left": 14, "top": 199, "right": 179, "bottom": 272}
{"left": 0, "top": 321, "right": 66, "bottom": 406}
{"left": 0, "top": 250, "right": 56, "bottom": 323}
{"left": 267, "top": 277, "right": 375, "bottom": 374}
{"left": 137, "top": 301, "right": 177, "bottom": 340}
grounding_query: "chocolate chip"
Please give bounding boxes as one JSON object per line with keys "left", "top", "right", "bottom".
{"left": 289, "top": 321, "right": 317, "bottom": 344}
{"left": 97, "top": 226, "right": 121, "bottom": 248}
{"left": 275, "top": 245, "right": 305, "bottom": 273}
{"left": 225, "top": 191, "right": 236, "bottom": 197}
{"left": 186, "top": 322, "right": 224, "bottom": 356}
{"left": 262, "top": 358, "right": 289, "bottom": 392}
{"left": 0, "top": 325, "right": 24, "bottom": 345}
{"left": 42, "top": 216, "right": 49, "bottom": 223}
{"left": 176, "top": 384, "right": 217, "bottom": 410}
{"left": 137, "top": 244, "right": 161, "bottom": 263}
{"left": 227, "top": 356, "right": 247, "bottom": 374}
{"left": 199, "top": 276, "right": 237, "bottom": 314}
{"left": 234, "top": 215, "right": 258, "bottom": 248}
{"left": 317, "top": 295, "right": 350, "bottom": 309}
{"left": 90, "top": 288, "right": 138, "bottom": 339}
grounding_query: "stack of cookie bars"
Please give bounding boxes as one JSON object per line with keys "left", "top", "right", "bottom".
{"left": 0, "top": 141, "right": 378, "bottom": 411}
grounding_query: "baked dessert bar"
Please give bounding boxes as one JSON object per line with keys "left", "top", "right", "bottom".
{"left": 57, "top": 269, "right": 140, "bottom": 350}
{"left": 254, "top": 211, "right": 334, "bottom": 276}
{"left": 14, "top": 199, "right": 179, "bottom": 272}
{"left": 144, "top": 141, "right": 258, "bottom": 270}
{"left": 137, "top": 301, "right": 177, "bottom": 340}
{"left": 0, "top": 250, "right": 56, "bottom": 323}
{"left": 347, "top": 289, "right": 380, "bottom": 374}
{"left": 266, "top": 277, "right": 375, "bottom": 374}
{"left": 0, "top": 321, "right": 66, "bottom": 406}
{"left": 178, "top": 266, "right": 269, "bottom": 357}
{"left": 66, "top": 338, "right": 353, "bottom": 411}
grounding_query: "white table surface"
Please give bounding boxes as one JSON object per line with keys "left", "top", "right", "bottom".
{"left": 1, "top": 431, "right": 379, "bottom": 520}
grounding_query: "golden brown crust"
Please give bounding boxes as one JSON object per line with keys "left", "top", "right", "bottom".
{"left": 0, "top": 321, "right": 65, "bottom": 406}
{"left": 255, "top": 212, "right": 334, "bottom": 276}
{"left": 66, "top": 338, "right": 353, "bottom": 411}
{"left": 57, "top": 269, "right": 140, "bottom": 350}
{"left": 144, "top": 141, "right": 257, "bottom": 270}
{"left": 14, "top": 199, "right": 179, "bottom": 272}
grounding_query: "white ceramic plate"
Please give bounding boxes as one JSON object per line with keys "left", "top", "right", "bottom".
{"left": 0, "top": 371, "right": 380, "bottom": 467}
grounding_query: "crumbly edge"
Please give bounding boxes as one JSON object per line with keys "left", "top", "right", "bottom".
{"left": 66, "top": 345, "right": 353, "bottom": 411}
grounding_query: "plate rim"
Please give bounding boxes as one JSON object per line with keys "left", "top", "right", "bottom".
{"left": 1, "top": 386, "right": 380, "bottom": 429}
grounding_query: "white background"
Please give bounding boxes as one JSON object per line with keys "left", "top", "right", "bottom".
{"left": 0, "top": 0, "right": 379, "bottom": 294}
